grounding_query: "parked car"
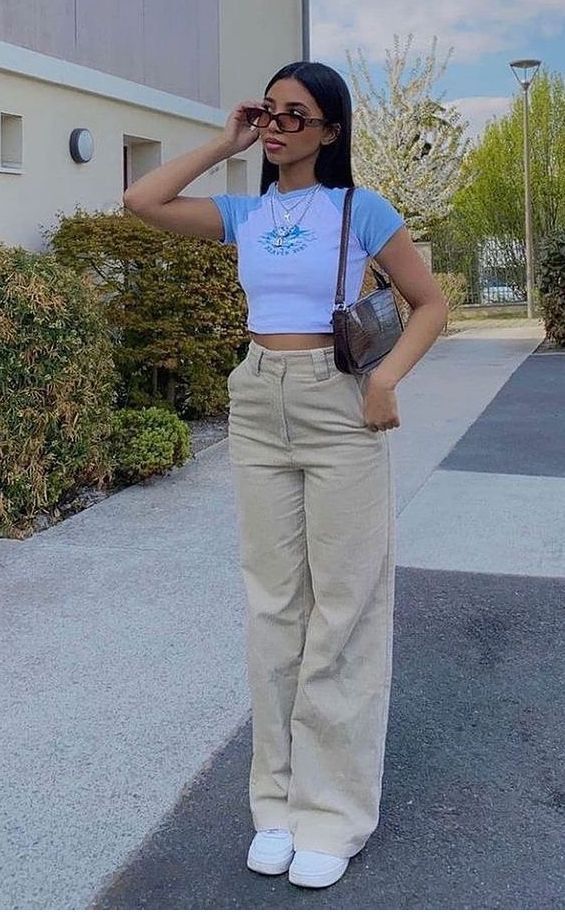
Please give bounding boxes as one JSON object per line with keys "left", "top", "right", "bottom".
{"left": 480, "top": 284, "right": 524, "bottom": 303}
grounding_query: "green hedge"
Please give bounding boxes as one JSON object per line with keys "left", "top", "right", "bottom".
{"left": 0, "top": 245, "right": 117, "bottom": 537}
{"left": 109, "top": 407, "right": 190, "bottom": 484}
{"left": 538, "top": 232, "right": 565, "bottom": 346}
{"left": 44, "top": 207, "right": 248, "bottom": 417}
{"left": 0, "top": 245, "right": 195, "bottom": 538}
{"left": 434, "top": 272, "right": 468, "bottom": 314}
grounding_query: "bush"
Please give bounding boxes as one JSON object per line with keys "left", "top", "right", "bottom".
{"left": 108, "top": 407, "right": 190, "bottom": 484}
{"left": 390, "top": 271, "right": 466, "bottom": 330}
{"left": 434, "top": 272, "right": 468, "bottom": 313}
{"left": 0, "top": 245, "right": 117, "bottom": 538}
{"left": 43, "top": 207, "right": 248, "bottom": 417}
{"left": 538, "top": 232, "right": 565, "bottom": 346}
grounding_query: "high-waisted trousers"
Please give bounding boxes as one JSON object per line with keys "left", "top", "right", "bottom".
{"left": 227, "top": 338, "right": 395, "bottom": 859}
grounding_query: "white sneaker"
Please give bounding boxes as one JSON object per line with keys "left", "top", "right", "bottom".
{"left": 246, "top": 828, "right": 294, "bottom": 875}
{"left": 288, "top": 849, "right": 350, "bottom": 888}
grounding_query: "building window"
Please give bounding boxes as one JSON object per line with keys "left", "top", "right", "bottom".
{"left": 123, "top": 135, "right": 161, "bottom": 192}
{"left": 0, "top": 113, "right": 23, "bottom": 171}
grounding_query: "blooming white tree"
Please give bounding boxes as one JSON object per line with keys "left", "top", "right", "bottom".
{"left": 347, "top": 35, "right": 470, "bottom": 239}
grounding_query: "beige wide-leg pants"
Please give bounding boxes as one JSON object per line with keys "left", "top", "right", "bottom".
{"left": 227, "top": 339, "right": 396, "bottom": 859}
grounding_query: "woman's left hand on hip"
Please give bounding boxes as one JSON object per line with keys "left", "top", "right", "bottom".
{"left": 362, "top": 374, "right": 400, "bottom": 432}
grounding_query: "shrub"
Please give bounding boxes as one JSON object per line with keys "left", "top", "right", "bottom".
{"left": 434, "top": 272, "right": 468, "bottom": 313}
{"left": 43, "top": 208, "right": 248, "bottom": 417}
{"left": 108, "top": 407, "right": 190, "bottom": 484}
{"left": 538, "top": 232, "right": 565, "bottom": 346}
{"left": 390, "top": 271, "right": 466, "bottom": 330}
{"left": 0, "top": 245, "right": 117, "bottom": 538}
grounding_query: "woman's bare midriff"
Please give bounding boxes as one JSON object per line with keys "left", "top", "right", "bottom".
{"left": 250, "top": 332, "right": 334, "bottom": 350}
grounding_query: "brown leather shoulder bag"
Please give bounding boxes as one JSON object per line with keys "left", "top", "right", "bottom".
{"left": 332, "top": 186, "right": 404, "bottom": 374}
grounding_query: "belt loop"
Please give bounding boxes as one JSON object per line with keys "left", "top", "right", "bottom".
{"left": 312, "top": 348, "right": 331, "bottom": 380}
{"left": 247, "top": 340, "right": 263, "bottom": 375}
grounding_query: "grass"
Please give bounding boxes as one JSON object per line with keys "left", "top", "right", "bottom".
{"left": 442, "top": 304, "right": 542, "bottom": 336}
{"left": 451, "top": 305, "right": 529, "bottom": 321}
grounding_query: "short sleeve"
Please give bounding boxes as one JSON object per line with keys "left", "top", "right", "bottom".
{"left": 211, "top": 193, "right": 260, "bottom": 245}
{"left": 210, "top": 194, "right": 237, "bottom": 245}
{"left": 351, "top": 187, "right": 404, "bottom": 257}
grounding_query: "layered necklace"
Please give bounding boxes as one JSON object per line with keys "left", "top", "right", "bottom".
{"left": 269, "top": 181, "right": 321, "bottom": 246}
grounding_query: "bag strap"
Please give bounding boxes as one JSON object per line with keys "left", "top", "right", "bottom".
{"left": 334, "top": 186, "right": 393, "bottom": 305}
{"left": 335, "top": 186, "right": 355, "bottom": 305}
{"left": 369, "top": 262, "right": 392, "bottom": 290}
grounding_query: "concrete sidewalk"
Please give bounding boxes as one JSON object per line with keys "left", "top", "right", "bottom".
{"left": 1, "top": 320, "right": 564, "bottom": 909}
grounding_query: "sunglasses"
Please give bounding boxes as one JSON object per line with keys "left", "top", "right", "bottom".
{"left": 244, "top": 106, "right": 331, "bottom": 134}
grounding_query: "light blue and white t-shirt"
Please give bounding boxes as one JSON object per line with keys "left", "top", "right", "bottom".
{"left": 210, "top": 182, "right": 404, "bottom": 334}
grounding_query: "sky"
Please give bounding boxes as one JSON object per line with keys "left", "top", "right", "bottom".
{"left": 309, "top": 0, "right": 565, "bottom": 140}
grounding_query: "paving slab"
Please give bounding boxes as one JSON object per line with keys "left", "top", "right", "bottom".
{"left": 0, "top": 446, "right": 251, "bottom": 908}
{"left": 391, "top": 323, "right": 544, "bottom": 512}
{"left": 397, "top": 469, "right": 565, "bottom": 577}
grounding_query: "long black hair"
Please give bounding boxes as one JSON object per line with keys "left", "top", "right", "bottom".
{"left": 259, "top": 61, "right": 354, "bottom": 195}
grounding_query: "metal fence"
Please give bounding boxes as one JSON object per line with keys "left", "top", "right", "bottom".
{"left": 431, "top": 235, "right": 527, "bottom": 307}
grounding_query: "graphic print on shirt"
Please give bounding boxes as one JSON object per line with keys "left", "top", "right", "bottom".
{"left": 259, "top": 225, "right": 318, "bottom": 255}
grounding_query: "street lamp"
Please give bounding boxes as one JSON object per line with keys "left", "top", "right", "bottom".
{"left": 509, "top": 58, "right": 541, "bottom": 319}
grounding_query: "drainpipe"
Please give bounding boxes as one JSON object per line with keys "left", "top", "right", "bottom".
{"left": 302, "top": 0, "right": 310, "bottom": 61}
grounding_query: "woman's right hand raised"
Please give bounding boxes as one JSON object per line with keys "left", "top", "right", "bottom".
{"left": 222, "top": 100, "right": 265, "bottom": 155}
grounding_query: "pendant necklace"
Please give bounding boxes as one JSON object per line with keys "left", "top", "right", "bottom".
{"left": 269, "top": 182, "right": 321, "bottom": 246}
{"left": 274, "top": 181, "right": 320, "bottom": 221}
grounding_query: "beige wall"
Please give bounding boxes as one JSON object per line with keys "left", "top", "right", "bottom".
{"left": 0, "top": 71, "right": 246, "bottom": 251}
{"left": 219, "top": 0, "right": 304, "bottom": 111}
{"left": 0, "top": 0, "right": 306, "bottom": 250}
{"left": 218, "top": 0, "right": 306, "bottom": 193}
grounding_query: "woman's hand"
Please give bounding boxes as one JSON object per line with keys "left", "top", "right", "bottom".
{"left": 362, "top": 372, "right": 400, "bottom": 431}
{"left": 222, "top": 100, "right": 264, "bottom": 154}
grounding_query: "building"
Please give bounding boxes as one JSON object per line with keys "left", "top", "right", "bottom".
{"left": 0, "top": 0, "right": 309, "bottom": 250}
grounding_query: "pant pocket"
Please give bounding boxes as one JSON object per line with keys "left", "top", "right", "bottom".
{"left": 315, "top": 370, "right": 368, "bottom": 430}
{"left": 227, "top": 357, "right": 248, "bottom": 396}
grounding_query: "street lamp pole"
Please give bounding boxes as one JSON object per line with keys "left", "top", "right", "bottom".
{"left": 510, "top": 58, "right": 541, "bottom": 319}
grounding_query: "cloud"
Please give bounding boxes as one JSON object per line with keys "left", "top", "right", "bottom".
{"left": 450, "top": 95, "right": 512, "bottom": 140}
{"left": 311, "top": 0, "right": 565, "bottom": 65}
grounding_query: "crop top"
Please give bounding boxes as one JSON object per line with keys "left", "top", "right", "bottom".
{"left": 210, "top": 182, "right": 404, "bottom": 334}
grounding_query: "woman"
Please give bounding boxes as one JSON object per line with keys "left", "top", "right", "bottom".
{"left": 124, "top": 60, "right": 447, "bottom": 890}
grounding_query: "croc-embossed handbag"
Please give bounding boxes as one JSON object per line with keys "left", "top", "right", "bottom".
{"left": 332, "top": 187, "right": 404, "bottom": 375}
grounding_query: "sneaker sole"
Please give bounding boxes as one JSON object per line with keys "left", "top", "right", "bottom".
{"left": 247, "top": 850, "right": 294, "bottom": 876}
{"left": 288, "top": 859, "right": 349, "bottom": 888}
